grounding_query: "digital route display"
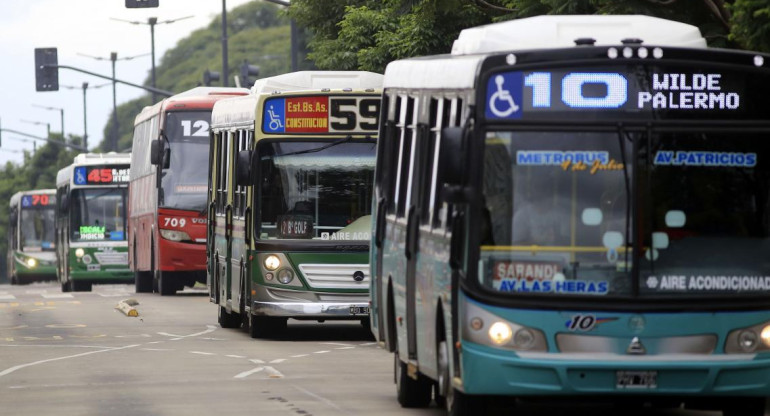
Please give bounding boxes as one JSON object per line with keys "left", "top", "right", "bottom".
{"left": 73, "top": 165, "right": 130, "bottom": 185}
{"left": 262, "top": 95, "right": 380, "bottom": 134}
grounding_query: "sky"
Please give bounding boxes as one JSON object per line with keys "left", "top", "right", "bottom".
{"left": 0, "top": 0, "right": 255, "bottom": 165}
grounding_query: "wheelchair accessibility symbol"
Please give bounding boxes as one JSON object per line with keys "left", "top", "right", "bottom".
{"left": 485, "top": 72, "right": 523, "bottom": 120}
{"left": 263, "top": 98, "right": 286, "bottom": 133}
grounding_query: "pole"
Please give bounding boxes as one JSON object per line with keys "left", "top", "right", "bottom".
{"left": 82, "top": 82, "right": 89, "bottom": 150}
{"left": 59, "top": 108, "right": 64, "bottom": 137}
{"left": 291, "top": 20, "right": 298, "bottom": 71}
{"left": 149, "top": 17, "right": 157, "bottom": 103}
{"left": 222, "top": 0, "right": 228, "bottom": 87}
{"left": 111, "top": 52, "right": 118, "bottom": 152}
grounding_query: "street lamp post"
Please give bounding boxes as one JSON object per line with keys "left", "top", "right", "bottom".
{"left": 20, "top": 119, "right": 51, "bottom": 137}
{"left": 32, "top": 104, "right": 64, "bottom": 136}
{"left": 82, "top": 82, "right": 88, "bottom": 150}
{"left": 222, "top": 0, "right": 228, "bottom": 86}
{"left": 111, "top": 15, "right": 193, "bottom": 102}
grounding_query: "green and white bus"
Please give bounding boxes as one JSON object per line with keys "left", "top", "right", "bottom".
{"left": 56, "top": 153, "right": 132, "bottom": 292}
{"left": 371, "top": 15, "right": 770, "bottom": 415}
{"left": 7, "top": 189, "right": 57, "bottom": 284}
{"left": 209, "top": 71, "right": 382, "bottom": 337}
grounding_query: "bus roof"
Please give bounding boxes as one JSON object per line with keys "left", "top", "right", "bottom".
{"left": 451, "top": 15, "right": 706, "bottom": 55}
{"left": 211, "top": 71, "right": 383, "bottom": 129}
{"left": 9, "top": 189, "right": 56, "bottom": 208}
{"left": 56, "top": 152, "right": 131, "bottom": 186}
{"left": 134, "top": 86, "right": 249, "bottom": 125}
{"left": 384, "top": 15, "right": 706, "bottom": 90}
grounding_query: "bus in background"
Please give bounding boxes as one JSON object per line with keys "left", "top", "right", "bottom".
{"left": 129, "top": 87, "right": 248, "bottom": 295}
{"left": 209, "top": 71, "right": 382, "bottom": 337}
{"left": 371, "top": 15, "right": 770, "bottom": 416}
{"left": 56, "top": 153, "right": 132, "bottom": 292}
{"left": 7, "top": 189, "right": 57, "bottom": 284}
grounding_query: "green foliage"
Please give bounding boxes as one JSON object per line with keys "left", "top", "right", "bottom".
{"left": 0, "top": 135, "right": 81, "bottom": 281}
{"left": 96, "top": 1, "right": 297, "bottom": 152}
{"left": 289, "top": 0, "right": 770, "bottom": 73}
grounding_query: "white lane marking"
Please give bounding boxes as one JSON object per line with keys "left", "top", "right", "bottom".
{"left": 234, "top": 367, "right": 264, "bottom": 379}
{"left": 141, "top": 348, "right": 173, "bottom": 351}
{"left": 0, "top": 295, "right": 16, "bottom": 301}
{"left": 157, "top": 325, "right": 217, "bottom": 339}
{"left": 359, "top": 342, "right": 377, "bottom": 346}
{"left": 322, "top": 342, "right": 353, "bottom": 347}
{"left": 269, "top": 359, "right": 286, "bottom": 364}
{"left": 190, "top": 351, "right": 216, "bottom": 356}
{"left": 291, "top": 354, "right": 308, "bottom": 358}
{"left": 264, "top": 366, "right": 283, "bottom": 378}
{"left": 0, "top": 344, "right": 140, "bottom": 378}
{"left": 146, "top": 341, "right": 164, "bottom": 344}
{"left": 293, "top": 386, "right": 347, "bottom": 413}
{"left": 226, "top": 355, "right": 245, "bottom": 359}
{"left": 24, "top": 289, "right": 47, "bottom": 294}
{"left": 169, "top": 338, "right": 183, "bottom": 341}
{"left": 0, "top": 344, "right": 125, "bottom": 349}
{"left": 313, "top": 350, "right": 330, "bottom": 354}
{"left": 334, "top": 347, "right": 355, "bottom": 350}
{"left": 41, "top": 293, "right": 74, "bottom": 299}
{"left": 249, "top": 359, "right": 264, "bottom": 364}
{"left": 113, "top": 334, "right": 152, "bottom": 338}
{"left": 97, "top": 293, "right": 130, "bottom": 298}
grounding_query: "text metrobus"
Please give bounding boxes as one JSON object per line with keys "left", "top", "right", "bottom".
{"left": 370, "top": 15, "right": 770, "bottom": 416}
{"left": 208, "top": 71, "right": 382, "bottom": 337}
{"left": 128, "top": 87, "right": 248, "bottom": 295}
{"left": 56, "top": 153, "right": 132, "bottom": 292}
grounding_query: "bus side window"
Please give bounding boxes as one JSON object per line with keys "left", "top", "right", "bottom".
{"left": 422, "top": 97, "right": 442, "bottom": 226}
{"left": 215, "top": 132, "right": 225, "bottom": 214}
{"left": 394, "top": 96, "right": 416, "bottom": 219}
{"left": 431, "top": 97, "right": 459, "bottom": 230}
{"left": 384, "top": 95, "right": 402, "bottom": 215}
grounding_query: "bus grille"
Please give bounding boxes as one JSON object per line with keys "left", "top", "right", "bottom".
{"left": 94, "top": 252, "right": 128, "bottom": 265}
{"left": 297, "top": 263, "right": 369, "bottom": 290}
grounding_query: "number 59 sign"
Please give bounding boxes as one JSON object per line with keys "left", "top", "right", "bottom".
{"left": 263, "top": 95, "right": 381, "bottom": 134}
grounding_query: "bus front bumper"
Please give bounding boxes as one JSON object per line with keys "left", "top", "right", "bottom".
{"left": 252, "top": 300, "right": 369, "bottom": 319}
{"left": 460, "top": 341, "right": 770, "bottom": 396}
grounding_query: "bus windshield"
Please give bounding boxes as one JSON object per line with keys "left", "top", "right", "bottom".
{"left": 21, "top": 206, "right": 56, "bottom": 251}
{"left": 160, "top": 111, "right": 211, "bottom": 211}
{"left": 70, "top": 188, "right": 127, "bottom": 242}
{"left": 480, "top": 130, "right": 770, "bottom": 298}
{"left": 257, "top": 140, "right": 376, "bottom": 241}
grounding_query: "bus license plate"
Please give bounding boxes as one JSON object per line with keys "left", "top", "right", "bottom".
{"left": 616, "top": 371, "right": 657, "bottom": 389}
{"left": 349, "top": 306, "right": 369, "bottom": 315}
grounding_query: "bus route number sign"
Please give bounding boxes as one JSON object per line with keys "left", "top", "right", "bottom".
{"left": 74, "top": 166, "right": 130, "bottom": 185}
{"left": 263, "top": 95, "right": 380, "bottom": 134}
{"left": 21, "top": 194, "right": 54, "bottom": 207}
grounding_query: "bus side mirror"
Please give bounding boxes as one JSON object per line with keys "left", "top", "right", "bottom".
{"left": 235, "top": 150, "right": 252, "bottom": 186}
{"left": 440, "top": 126, "right": 470, "bottom": 203}
{"left": 150, "top": 140, "right": 162, "bottom": 165}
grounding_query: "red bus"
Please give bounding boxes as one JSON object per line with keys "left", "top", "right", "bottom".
{"left": 129, "top": 87, "right": 248, "bottom": 295}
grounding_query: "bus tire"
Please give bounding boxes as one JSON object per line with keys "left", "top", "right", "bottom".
{"left": 395, "top": 351, "right": 432, "bottom": 408}
{"left": 249, "top": 315, "right": 286, "bottom": 339}
{"left": 61, "top": 279, "right": 72, "bottom": 293}
{"left": 72, "top": 280, "right": 92, "bottom": 292}
{"left": 157, "top": 271, "right": 176, "bottom": 296}
{"left": 135, "top": 271, "right": 153, "bottom": 293}
{"left": 218, "top": 305, "right": 241, "bottom": 329}
{"left": 447, "top": 388, "right": 486, "bottom": 416}
{"left": 723, "top": 397, "right": 765, "bottom": 416}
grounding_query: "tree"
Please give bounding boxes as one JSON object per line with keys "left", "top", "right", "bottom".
{"left": 288, "top": 0, "right": 770, "bottom": 73}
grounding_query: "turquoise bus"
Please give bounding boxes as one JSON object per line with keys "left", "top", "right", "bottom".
{"left": 56, "top": 153, "right": 132, "bottom": 292}
{"left": 7, "top": 189, "right": 57, "bottom": 284}
{"left": 209, "top": 71, "right": 382, "bottom": 337}
{"left": 370, "top": 15, "right": 770, "bottom": 415}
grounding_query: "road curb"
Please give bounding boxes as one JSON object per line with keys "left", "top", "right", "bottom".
{"left": 115, "top": 298, "right": 139, "bottom": 317}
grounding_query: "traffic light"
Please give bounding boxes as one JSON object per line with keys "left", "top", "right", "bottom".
{"left": 203, "top": 69, "right": 220, "bottom": 86}
{"left": 34, "top": 48, "right": 59, "bottom": 92}
{"left": 240, "top": 60, "right": 260, "bottom": 87}
{"left": 125, "top": 0, "right": 159, "bottom": 8}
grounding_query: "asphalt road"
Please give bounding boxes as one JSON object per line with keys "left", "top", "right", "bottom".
{"left": 0, "top": 282, "right": 748, "bottom": 416}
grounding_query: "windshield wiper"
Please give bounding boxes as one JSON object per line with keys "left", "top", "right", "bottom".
{"left": 278, "top": 135, "right": 353, "bottom": 157}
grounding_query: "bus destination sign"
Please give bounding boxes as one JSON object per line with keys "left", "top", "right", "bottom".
{"left": 74, "top": 165, "right": 130, "bottom": 185}
{"left": 483, "top": 64, "right": 762, "bottom": 121}
{"left": 263, "top": 95, "right": 380, "bottom": 134}
{"left": 21, "top": 194, "right": 55, "bottom": 207}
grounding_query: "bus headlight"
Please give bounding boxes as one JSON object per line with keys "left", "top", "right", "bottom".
{"left": 26, "top": 258, "right": 38, "bottom": 268}
{"left": 264, "top": 255, "right": 281, "bottom": 271}
{"left": 277, "top": 269, "right": 294, "bottom": 284}
{"left": 463, "top": 299, "right": 547, "bottom": 352}
{"left": 726, "top": 321, "right": 770, "bottom": 353}
{"left": 75, "top": 248, "right": 85, "bottom": 258}
{"left": 160, "top": 229, "right": 191, "bottom": 242}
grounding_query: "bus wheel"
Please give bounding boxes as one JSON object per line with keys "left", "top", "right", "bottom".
{"left": 72, "top": 281, "right": 92, "bottom": 292}
{"left": 395, "top": 351, "right": 432, "bottom": 408}
{"left": 249, "top": 315, "right": 287, "bottom": 339}
{"left": 157, "top": 271, "right": 176, "bottom": 296}
{"left": 218, "top": 306, "right": 241, "bottom": 329}
{"left": 447, "top": 388, "right": 486, "bottom": 416}
{"left": 61, "top": 279, "right": 72, "bottom": 293}
{"left": 723, "top": 398, "right": 765, "bottom": 416}
{"left": 135, "top": 271, "right": 153, "bottom": 293}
